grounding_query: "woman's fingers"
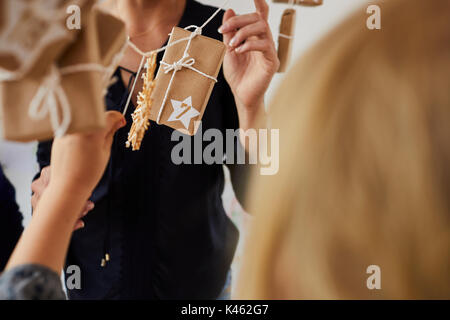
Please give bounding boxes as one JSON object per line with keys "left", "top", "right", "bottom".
{"left": 235, "top": 38, "right": 272, "bottom": 55}
{"left": 221, "top": 9, "right": 236, "bottom": 48}
{"left": 228, "top": 20, "right": 269, "bottom": 49}
{"left": 254, "top": 0, "right": 269, "bottom": 21}
{"left": 219, "top": 12, "right": 260, "bottom": 34}
{"left": 220, "top": 6, "right": 273, "bottom": 50}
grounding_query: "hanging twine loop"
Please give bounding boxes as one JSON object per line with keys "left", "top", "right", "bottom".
{"left": 193, "top": 26, "right": 203, "bottom": 36}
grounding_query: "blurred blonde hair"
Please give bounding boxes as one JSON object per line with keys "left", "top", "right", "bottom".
{"left": 237, "top": 0, "right": 450, "bottom": 299}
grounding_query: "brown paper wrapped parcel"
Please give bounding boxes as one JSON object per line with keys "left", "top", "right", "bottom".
{"left": 0, "top": 6, "right": 126, "bottom": 142}
{"left": 277, "top": 8, "right": 296, "bottom": 73}
{"left": 0, "top": 0, "right": 95, "bottom": 79}
{"left": 149, "top": 27, "right": 226, "bottom": 136}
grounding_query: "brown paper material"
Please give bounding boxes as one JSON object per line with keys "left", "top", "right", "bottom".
{"left": 150, "top": 27, "right": 226, "bottom": 136}
{"left": 277, "top": 9, "right": 296, "bottom": 73}
{"left": 0, "top": 0, "right": 6, "bottom": 32}
{"left": 272, "top": 0, "right": 323, "bottom": 6}
{"left": 0, "top": 0, "right": 95, "bottom": 78}
{"left": 0, "top": 6, "right": 126, "bottom": 142}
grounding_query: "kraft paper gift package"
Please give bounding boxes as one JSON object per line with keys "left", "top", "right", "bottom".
{"left": 273, "top": 0, "right": 323, "bottom": 73}
{"left": 0, "top": 0, "right": 328, "bottom": 146}
{"left": 277, "top": 9, "right": 296, "bottom": 73}
{"left": 0, "top": 0, "right": 239, "bottom": 146}
{"left": 124, "top": 23, "right": 226, "bottom": 150}
{"left": 150, "top": 27, "right": 226, "bottom": 136}
{"left": 1, "top": 0, "right": 226, "bottom": 145}
{"left": 0, "top": 0, "right": 87, "bottom": 79}
{"left": 0, "top": 0, "right": 126, "bottom": 142}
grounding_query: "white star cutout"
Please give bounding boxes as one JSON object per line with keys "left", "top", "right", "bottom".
{"left": 167, "top": 96, "right": 200, "bottom": 129}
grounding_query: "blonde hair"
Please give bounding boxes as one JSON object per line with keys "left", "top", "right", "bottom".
{"left": 237, "top": 0, "right": 450, "bottom": 299}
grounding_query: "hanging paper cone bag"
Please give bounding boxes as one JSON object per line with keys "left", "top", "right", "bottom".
{"left": 0, "top": 0, "right": 96, "bottom": 80}
{"left": 0, "top": 6, "right": 126, "bottom": 142}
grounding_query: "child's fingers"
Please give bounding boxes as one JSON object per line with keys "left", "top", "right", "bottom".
{"left": 74, "top": 220, "right": 85, "bottom": 231}
{"left": 104, "top": 111, "right": 126, "bottom": 146}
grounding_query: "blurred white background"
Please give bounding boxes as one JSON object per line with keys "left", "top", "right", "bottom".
{"left": 0, "top": 0, "right": 369, "bottom": 225}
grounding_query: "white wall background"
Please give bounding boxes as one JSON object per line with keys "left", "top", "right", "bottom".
{"left": 0, "top": 141, "right": 37, "bottom": 225}
{"left": 0, "top": 0, "right": 370, "bottom": 225}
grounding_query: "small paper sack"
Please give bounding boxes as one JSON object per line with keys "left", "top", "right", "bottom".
{"left": 277, "top": 8, "right": 296, "bottom": 73}
{"left": 0, "top": 0, "right": 95, "bottom": 80}
{"left": 0, "top": 7, "right": 126, "bottom": 142}
{"left": 150, "top": 27, "right": 226, "bottom": 136}
{"left": 0, "top": 0, "right": 6, "bottom": 32}
{"left": 272, "top": 0, "right": 323, "bottom": 6}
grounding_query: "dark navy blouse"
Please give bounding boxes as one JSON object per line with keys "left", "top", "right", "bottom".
{"left": 0, "top": 166, "right": 23, "bottom": 272}
{"left": 36, "top": 0, "right": 249, "bottom": 299}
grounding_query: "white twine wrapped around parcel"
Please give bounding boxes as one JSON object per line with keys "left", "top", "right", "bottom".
{"left": 278, "top": 33, "right": 294, "bottom": 40}
{"left": 156, "top": 25, "right": 218, "bottom": 124}
{"left": 28, "top": 65, "right": 72, "bottom": 138}
{"left": 27, "top": 41, "right": 128, "bottom": 138}
{"left": 122, "top": 0, "right": 230, "bottom": 120}
{"left": 278, "top": 0, "right": 296, "bottom": 40}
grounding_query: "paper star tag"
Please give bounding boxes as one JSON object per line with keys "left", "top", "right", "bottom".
{"left": 167, "top": 96, "right": 200, "bottom": 130}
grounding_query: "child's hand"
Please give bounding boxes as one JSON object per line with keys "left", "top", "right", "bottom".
{"left": 49, "top": 111, "right": 126, "bottom": 201}
{"left": 32, "top": 166, "right": 94, "bottom": 230}
{"left": 6, "top": 112, "right": 126, "bottom": 275}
